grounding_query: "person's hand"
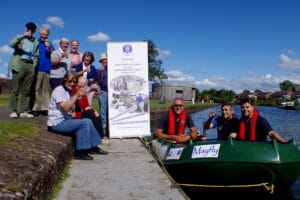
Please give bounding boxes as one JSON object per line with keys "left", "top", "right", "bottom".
{"left": 24, "top": 29, "right": 32, "bottom": 38}
{"left": 230, "top": 133, "right": 237, "bottom": 138}
{"left": 208, "top": 111, "right": 216, "bottom": 119}
{"left": 175, "top": 135, "right": 191, "bottom": 143}
{"left": 84, "top": 106, "right": 92, "bottom": 111}
{"left": 62, "top": 52, "right": 69, "bottom": 58}
{"left": 77, "top": 87, "right": 88, "bottom": 98}
{"left": 90, "top": 83, "right": 98, "bottom": 90}
{"left": 71, "top": 61, "right": 77, "bottom": 67}
{"left": 44, "top": 40, "right": 50, "bottom": 48}
{"left": 94, "top": 110, "right": 99, "bottom": 117}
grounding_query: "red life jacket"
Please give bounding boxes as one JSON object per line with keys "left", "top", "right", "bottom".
{"left": 238, "top": 108, "right": 259, "bottom": 141}
{"left": 168, "top": 107, "right": 187, "bottom": 135}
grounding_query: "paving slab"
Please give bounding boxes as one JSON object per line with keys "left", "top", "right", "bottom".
{"left": 55, "top": 138, "right": 189, "bottom": 200}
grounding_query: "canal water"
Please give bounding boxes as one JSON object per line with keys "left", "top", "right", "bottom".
{"left": 186, "top": 105, "right": 300, "bottom": 200}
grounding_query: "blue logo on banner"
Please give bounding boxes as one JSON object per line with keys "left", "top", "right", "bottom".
{"left": 123, "top": 44, "right": 132, "bottom": 55}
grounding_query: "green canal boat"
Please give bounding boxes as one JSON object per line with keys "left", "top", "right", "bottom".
{"left": 150, "top": 137, "right": 300, "bottom": 193}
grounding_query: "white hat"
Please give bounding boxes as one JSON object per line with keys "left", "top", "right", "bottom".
{"left": 99, "top": 53, "right": 107, "bottom": 62}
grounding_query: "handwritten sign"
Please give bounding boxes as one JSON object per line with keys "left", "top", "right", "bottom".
{"left": 166, "top": 147, "right": 184, "bottom": 160}
{"left": 191, "top": 144, "right": 220, "bottom": 158}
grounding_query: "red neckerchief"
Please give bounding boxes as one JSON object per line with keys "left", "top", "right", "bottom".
{"left": 168, "top": 107, "right": 187, "bottom": 135}
{"left": 238, "top": 108, "right": 259, "bottom": 141}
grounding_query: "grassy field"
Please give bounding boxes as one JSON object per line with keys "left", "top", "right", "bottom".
{"left": 0, "top": 94, "right": 9, "bottom": 107}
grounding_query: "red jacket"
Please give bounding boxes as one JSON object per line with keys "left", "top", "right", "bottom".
{"left": 71, "top": 86, "right": 90, "bottom": 119}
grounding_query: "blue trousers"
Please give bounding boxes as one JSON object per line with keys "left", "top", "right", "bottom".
{"left": 52, "top": 118, "right": 102, "bottom": 150}
{"left": 98, "top": 91, "right": 108, "bottom": 136}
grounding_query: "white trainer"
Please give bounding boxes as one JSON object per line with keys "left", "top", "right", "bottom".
{"left": 9, "top": 112, "right": 18, "bottom": 118}
{"left": 20, "top": 112, "right": 34, "bottom": 118}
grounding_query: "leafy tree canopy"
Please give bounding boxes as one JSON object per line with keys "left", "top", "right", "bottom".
{"left": 145, "top": 39, "right": 167, "bottom": 82}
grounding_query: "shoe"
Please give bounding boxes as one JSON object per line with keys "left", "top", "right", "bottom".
{"left": 20, "top": 112, "right": 34, "bottom": 118}
{"left": 74, "top": 152, "right": 93, "bottom": 160}
{"left": 30, "top": 111, "right": 40, "bottom": 116}
{"left": 40, "top": 110, "right": 48, "bottom": 116}
{"left": 89, "top": 146, "right": 108, "bottom": 155}
{"left": 102, "top": 138, "right": 110, "bottom": 145}
{"left": 9, "top": 112, "right": 18, "bottom": 118}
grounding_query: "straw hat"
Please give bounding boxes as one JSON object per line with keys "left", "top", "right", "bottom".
{"left": 99, "top": 53, "right": 107, "bottom": 62}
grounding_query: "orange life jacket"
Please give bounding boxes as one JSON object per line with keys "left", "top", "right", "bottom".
{"left": 238, "top": 108, "right": 259, "bottom": 141}
{"left": 168, "top": 107, "right": 187, "bottom": 135}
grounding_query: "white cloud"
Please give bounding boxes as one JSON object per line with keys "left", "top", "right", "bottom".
{"left": 278, "top": 54, "right": 300, "bottom": 69}
{"left": 0, "top": 73, "right": 8, "bottom": 78}
{"left": 87, "top": 32, "right": 110, "bottom": 42}
{"left": 158, "top": 49, "right": 171, "bottom": 58}
{"left": 287, "top": 49, "right": 294, "bottom": 54}
{"left": 0, "top": 45, "right": 14, "bottom": 55}
{"left": 51, "top": 39, "right": 61, "bottom": 49}
{"left": 46, "top": 16, "right": 64, "bottom": 28}
{"left": 265, "top": 74, "right": 272, "bottom": 79}
{"left": 166, "top": 70, "right": 194, "bottom": 82}
{"left": 163, "top": 69, "right": 300, "bottom": 93}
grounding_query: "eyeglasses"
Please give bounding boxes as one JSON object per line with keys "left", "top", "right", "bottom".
{"left": 68, "top": 80, "right": 76, "bottom": 83}
{"left": 173, "top": 104, "right": 183, "bottom": 108}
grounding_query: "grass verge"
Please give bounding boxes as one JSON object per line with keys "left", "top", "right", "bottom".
{"left": 46, "top": 162, "right": 71, "bottom": 200}
{"left": 0, "top": 121, "right": 39, "bottom": 145}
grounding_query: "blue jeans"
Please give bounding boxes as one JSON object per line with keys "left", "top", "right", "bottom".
{"left": 52, "top": 118, "right": 102, "bottom": 150}
{"left": 98, "top": 91, "right": 108, "bottom": 136}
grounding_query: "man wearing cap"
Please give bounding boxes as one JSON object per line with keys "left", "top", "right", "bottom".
{"left": 98, "top": 53, "right": 109, "bottom": 138}
{"left": 8, "top": 22, "right": 39, "bottom": 118}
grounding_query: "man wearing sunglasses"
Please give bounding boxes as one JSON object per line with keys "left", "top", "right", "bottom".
{"left": 155, "top": 97, "right": 205, "bottom": 143}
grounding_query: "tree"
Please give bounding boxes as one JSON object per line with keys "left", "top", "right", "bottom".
{"left": 279, "top": 80, "right": 296, "bottom": 91}
{"left": 242, "top": 89, "right": 251, "bottom": 95}
{"left": 145, "top": 39, "right": 167, "bottom": 82}
{"left": 254, "top": 89, "right": 263, "bottom": 94}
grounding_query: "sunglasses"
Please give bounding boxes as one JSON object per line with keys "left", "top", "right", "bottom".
{"left": 173, "top": 104, "right": 183, "bottom": 108}
{"left": 68, "top": 80, "right": 76, "bottom": 83}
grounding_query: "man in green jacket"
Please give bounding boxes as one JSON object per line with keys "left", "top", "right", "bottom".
{"left": 9, "top": 22, "right": 39, "bottom": 118}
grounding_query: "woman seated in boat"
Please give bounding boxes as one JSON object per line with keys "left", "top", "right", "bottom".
{"left": 231, "top": 97, "right": 286, "bottom": 143}
{"left": 203, "top": 103, "right": 239, "bottom": 140}
{"left": 155, "top": 97, "right": 206, "bottom": 143}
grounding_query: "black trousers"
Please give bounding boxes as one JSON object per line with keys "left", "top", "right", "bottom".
{"left": 82, "top": 109, "right": 104, "bottom": 139}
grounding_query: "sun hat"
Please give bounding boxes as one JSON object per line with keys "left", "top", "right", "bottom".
{"left": 99, "top": 53, "right": 107, "bottom": 62}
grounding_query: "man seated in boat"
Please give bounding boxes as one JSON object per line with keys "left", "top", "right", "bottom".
{"left": 203, "top": 103, "right": 239, "bottom": 140}
{"left": 231, "top": 97, "right": 286, "bottom": 143}
{"left": 155, "top": 97, "right": 206, "bottom": 143}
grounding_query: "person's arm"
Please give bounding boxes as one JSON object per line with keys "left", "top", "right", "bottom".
{"left": 155, "top": 128, "right": 191, "bottom": 143}
{"left": 269, "top": 130, "right": 286, "bottom": 143}
{"left": 59, "top": 89, "right": 85, "bottom": 112}
{"left": 189, "top": 127, "right": 198, "bottom": 139}
{"left": 51, "top": 51, "right": 65, "bottom": 66}
{"left": 204, "top": 111, "right": 216, "bottom": 129}
{"left": 10, "top": 35, "right": 24, "bottom": 49}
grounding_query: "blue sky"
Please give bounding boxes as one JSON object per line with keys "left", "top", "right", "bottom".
{"left": 1, "top": 0, "right": 300, "bottom": 93}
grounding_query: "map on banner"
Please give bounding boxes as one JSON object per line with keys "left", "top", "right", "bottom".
{"left": 107, "top": 42, "right": 151, "bottom": 138}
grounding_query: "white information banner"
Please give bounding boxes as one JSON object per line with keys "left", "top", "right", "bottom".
{"left": 107, "top": 42, "right": 151, "bottom": 138}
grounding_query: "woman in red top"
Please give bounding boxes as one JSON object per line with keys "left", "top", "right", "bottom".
{"left": 72, "top": 76, "right": 104, "bottom": 139}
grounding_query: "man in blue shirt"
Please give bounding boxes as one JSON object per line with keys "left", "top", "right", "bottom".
{"left": 204, "top": 103, "right": 239, "bottom": 140}
{"left": 32, "top": 26, "right": 54, "bottom": 116}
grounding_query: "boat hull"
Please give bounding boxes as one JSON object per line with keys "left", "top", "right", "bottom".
{"left": 151, "top": 138, "right": 300, "bottom": 190}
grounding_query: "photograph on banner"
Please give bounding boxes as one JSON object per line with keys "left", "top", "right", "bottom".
{"left": 107, "top": 42, "right": 150, "bottom": 138}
